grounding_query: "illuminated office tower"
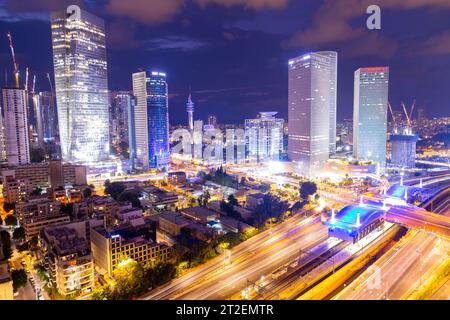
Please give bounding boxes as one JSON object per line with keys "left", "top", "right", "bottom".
{"left": 288, "top": 52, "right": 333, "bottom": 177}
{"left": 109, "top": 91, "right": 132, "bottom": 148}
{"left": 320, "top": 51, "right": 338, "bottom": 155}
{"left": 51, "top": 5, "right": 109, "bottom": 163}
{"left": 245, "top": 112, "right": 284, "bottom": 163}
{"left": 208, "top": 115, "right": 217, "bottom": 128}
{"left": 38, "top": 91, "right": 59, "bottom": 142}
{"left": 353, "top": 67, "right": 389, "bottom": 169}
{"left": 2, "top": 87, "right": 30, "bottom": 166}
{"left": 132, "top": 71, "right": 170, "bottom": 170}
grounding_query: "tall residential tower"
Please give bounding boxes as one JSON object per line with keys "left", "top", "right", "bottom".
{"left": 51, "top": 5, "right": 109, "bottom": 163}
{"left": 2, "top": 87, "right": 30, "bottom": 166}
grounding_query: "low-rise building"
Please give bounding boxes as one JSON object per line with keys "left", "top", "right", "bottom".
{"left": 2, "top": 176, "right": 33, "bottom": 203}
{"left": 0, "top": 262, "right": 13, "bottom": 300}
{"left": 245, "top": 193, "right": 265, "bottom": 210}
{"left": 0, "top": 160, "right": 87, "bottom": 190}
{"left": 15, "top": 196, "right": 61, "bottom": 221}
{"left": 40, "top": 226, "right": 94, "bottom": 298}
{"left": 90, "top": 223, "right": 171, "bottom": 277}
{"left": 141, "top": 186, "right": 179, "bottom": 210}
{"left": 181, "top": 206, "right": 219, "bottom": 224}
{"left": 158, "top": 211, "right": 191, "bottom": 237}
{"left": 23, "top": 213, "right": 71, "bottom": 241}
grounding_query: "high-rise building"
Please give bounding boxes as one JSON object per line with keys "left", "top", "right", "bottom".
{"left": 390, "top": 131, "right": 418, "bottom": 168}
{"left": 51, "top": 5, "right": 109, "bottom": 163}
{"left": 353, "top": 67, "right": 389, "bottom": 169}
{"left": 245, "top": 112, "right": 284, "bottom": 163}
{"left": 109, "top": 91, "right": 132, "bottom": 152}
{"left": 318, "top": 51, "right": 338, "bottom": 155}
{"left": 288, "top": 52, "right": 334, "bottom": 177}
{"left": 2, "top": 87, "right": 30, "bottom": 166}
{"left": 37, "top": 91, "right": 58, "bottom": 143}
{"left": 132, "top": 71, "right": 170, "bottom": 170}
{"left": 208, "top": 115, "right": 217, "bottom": 127}
{"left": 186, "top": 94, "right": 194, "bottom": 131}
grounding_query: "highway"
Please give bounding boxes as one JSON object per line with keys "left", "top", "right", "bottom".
{"left": 333, "top": 195, "right": 450, "bottom": 300}
{"left": 142, "top": 213, "right": 328, "bottom": 300}
{"left": 139, "top": 173, "right": 450, "bottom": 300}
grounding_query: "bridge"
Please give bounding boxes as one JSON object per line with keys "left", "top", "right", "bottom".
{"left": 324, "top": 184, "right": 450, "bottom": 241}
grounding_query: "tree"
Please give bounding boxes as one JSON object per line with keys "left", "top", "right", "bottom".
{"left": 117, "top": 190, "right": 142, "bottom": 208}
{"left": 11, "top": 269, "right": 27, "bottom": 292}
{"left": 4, "top": 215, "right": 17, "bottom": 226}
{"left": 197, "top": 190, "right": 211, "bottom": 207}
{"left": 254, "top": 194, "right": 289, "bottom": 227}
{"left": 227, "top": 194, "right": 238, "bottom": 207}
{"left": 13, "top": 226, "right": 25, "bottom": 241}
{"left": 112, "top": 258, "right": 149, "bottom": 299}
{"left": 104, "top": 182, "right": 126, "bottom": 200}
{"left": 299, "top": 181, "right": 318, "bottom": 200}
{"left": 0, "top": 231, "right": 12, "bottom": 260}
{"left": 83, "top": 187, "right": 93, "bottom": 199}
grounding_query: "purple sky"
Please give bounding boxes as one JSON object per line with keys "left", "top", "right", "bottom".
{"left": 1, "top": 0, "right": 450, "bottom": 125}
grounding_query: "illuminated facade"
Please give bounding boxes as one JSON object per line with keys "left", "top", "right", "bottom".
{"left": 353, "top": 67, "right": 389, "bottom": 169}
{"left": 245, "top": 112, "right": 284, "bottom": 163}
{"left": 132, "top": 71, "right": 170, "bottom": 170}
{"left": 288, "top": 52, "right": 334, "bottom": 177}
{"left": 186, "top": 94, "right": 194, "bottom": 131}
{"left": 51, "top": 5, "right": 109, "bottom": 163}
{"left": 2, "top": 87, "right": 30, "bottom": 166}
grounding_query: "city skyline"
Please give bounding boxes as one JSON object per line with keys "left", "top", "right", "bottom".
{"left": 0, "top": 1, "right": 450, "bottom": 125}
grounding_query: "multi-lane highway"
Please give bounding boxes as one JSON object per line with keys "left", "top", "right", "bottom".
{"left": 142, "top": 212, "right": 328, "bottom": 300}
{"left": 334, "top": 195, "right": 450, "bottom": 300}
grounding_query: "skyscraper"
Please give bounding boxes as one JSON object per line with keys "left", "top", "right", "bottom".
{"left": 353, "top": 67, "right": 389, "bottom": 169}
{"left": 2, "top": 87, "right": 30, "bottom": 166}
{"left": 132, "top": 71, "right": 170, "bottom": 170}
{"left": 317, "top": 51, "right": 338, "bottom": 155}
{"left": 51, "top": 5, "right": 109, "bottom": 163}
{"left": 288, "top": 52, "right": 334, "bottom": 177}
{"left": 186, "top": 94, "right": 194, "bottom": 131}
{"left": 245, "top": 112, "right": 284, "bottom": 163}
{"left": 109, "top": 91, "right": 132, "bottom": 151}
{"left": 38, "top": 91, "right": 59, "bottom": 143}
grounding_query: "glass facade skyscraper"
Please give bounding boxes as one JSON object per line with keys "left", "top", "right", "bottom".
{"left": 132, "top": 71, "right": 170, "bottom": 170}
{"left": 353, "top": 67, "right": 389, "bottom": 169}
{"left": 288, "top": 52, "right": 335, "bottom": 177}
{"left": 51, "top": 5, "right": 109, "bottom": 163}
{"left": 245, "top": 112, "right": 284, "bottom": 163}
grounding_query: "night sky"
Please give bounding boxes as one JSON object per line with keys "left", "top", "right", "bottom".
{"left": 1, "top": 0, "right": 450, "bottom": 125}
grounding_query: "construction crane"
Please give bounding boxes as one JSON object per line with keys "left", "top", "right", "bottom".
{"left": 25, "top": 67, "right": 29, "bottom": 91}
{"left": 388, "top": 102, "right": 398, "bottom": 133}
{"left": 46, "top": 73, "right": 54, "bottom": 95}
{"left": 401, "top": 100, "right": 416, "bottom": 135}
{"left": 7, "top": 31, "right": 19, "bottom": 88}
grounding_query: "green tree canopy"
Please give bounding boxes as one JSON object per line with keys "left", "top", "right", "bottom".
{"left": 13, "top": 226, "right": 25, "bottom": 240}
{"left": 11, "top": 269, "right": 27, "bottom": 292}
{"left": 299, "top": 181, "right": 318, "bottom": 200}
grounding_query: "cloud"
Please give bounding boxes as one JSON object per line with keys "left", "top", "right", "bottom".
{"left": 106, "top": 20, "right": 141, "bottom": 50}
{"left": 420, "top": 31, "right": 450, "bottom": 55}
{"left": 283, "top": 0, "right": 450, "bottom": 58}
{"left": 145, "top": 36, "right": 207, "bottom": 52}
{"left": 105, "top": 0, "right": 185, "bottom": 25}
{"left": 5, "top": 0, "right": 85, "bottom": 12}
{"left": 195, "top": 0, "right": 289, "bottom": 10}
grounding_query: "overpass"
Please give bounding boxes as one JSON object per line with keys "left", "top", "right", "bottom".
{"left": 324, "top": 185, "right": 450, "bottom": 241}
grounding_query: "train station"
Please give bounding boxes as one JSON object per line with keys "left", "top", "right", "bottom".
{"left": 324, "top": 205, "right": 385, "bottom": 243}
